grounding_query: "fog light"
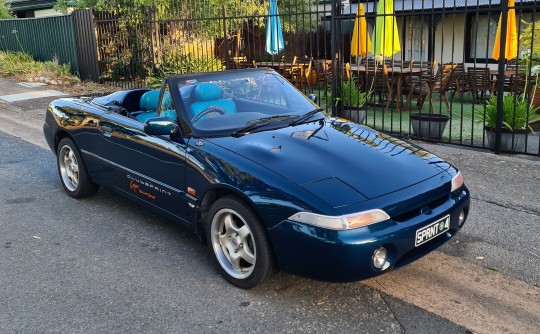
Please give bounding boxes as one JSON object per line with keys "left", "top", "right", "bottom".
{"left": 458, "top": 209, "right": 466, "bottom": 226}
{"left": 372, "top": 247, "right": 388, "bottom": 270}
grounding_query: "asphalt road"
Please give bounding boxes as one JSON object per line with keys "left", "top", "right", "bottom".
{"left": 0, "top": 131, "right": 467, "bottom": 333}
{"left": 1, "top": 77, "right": 539, "bottom": 333}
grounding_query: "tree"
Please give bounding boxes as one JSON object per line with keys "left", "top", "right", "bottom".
{"left": 0, "top": 0, "right": 13, "bottom": 19}
{"left": 54, "top": 0, "right": 315, "bottom": 32}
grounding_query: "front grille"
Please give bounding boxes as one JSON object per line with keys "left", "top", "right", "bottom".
{"left": 392, "top": 193, "right": 449, "bottom": 222}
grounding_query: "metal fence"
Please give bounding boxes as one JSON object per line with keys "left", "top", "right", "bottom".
{"left": 1, "top": 1, "right": 536, "bottom": 155}
{"left": 91, "top": 0, "right": 540, "bottom": 156}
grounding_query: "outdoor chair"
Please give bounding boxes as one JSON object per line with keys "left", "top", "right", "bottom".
{"left": 407, "top": 63, "right": 457, "bottom": 112}
{"left": 279, "top": 56, "right": 299, "bottom": 82}
{"left": 499, "top": 59, "right": 527, "bottom": 93}
{"left": 312, "top": 59, "right": 331, "bottom": 88}
{"left": 448, "top": 63, "right": 469, "bottom": 101}
{"left": 361, "top": 63, "right": 397, "bottom": 110}
{"left": 289, "top": 59, "right": 313, "bottom": 90}
{"left": 231, "top": 56, "right": 247, "bottom": 69}
{"left": 467, "top": 67, "right": 492, "bottom": 102}
{"left": 507, "top": 74, "right": 535, "bottom": 96}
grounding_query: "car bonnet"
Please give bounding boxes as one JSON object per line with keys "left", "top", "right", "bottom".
{"left": 207, "top": 119, "right": 451, "bottom": 208}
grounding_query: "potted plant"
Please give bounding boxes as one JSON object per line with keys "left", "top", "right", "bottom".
{"left": 482, "top": 94, "right": 540, "bottom": 151}
{"left": 520, "top": 21, "right": 540, "bottom": 112}
{"left": 335, "top": 78, "right": 367, "bottom": 124}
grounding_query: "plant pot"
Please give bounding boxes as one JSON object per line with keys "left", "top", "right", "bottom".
{"left": 410, "top": 113, "right": 450, "bottom": 139}
{"left": 532, "top": 86, "right": 540, "bottom": 112}
{"left": 484, "top": 126, "right": 528, "bottom": 152}
{"left": 341, "top": 106, "right": 366, "bottom": 124}
{"left": 530, "top": 119, "right": 540, "bottom": 132}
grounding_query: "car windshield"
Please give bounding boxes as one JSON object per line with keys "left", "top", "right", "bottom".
{"left": 172, "top": 69, "right": 320, "bottom": 137}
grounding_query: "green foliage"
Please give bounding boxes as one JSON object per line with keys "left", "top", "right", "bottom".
{"left": 483, "top": 94, "right": 540, "bottom": 131}
{"left": 0, "top": 51, "right": 40, "bottom": 75}
{"left": 0, "top": 0, "right": 12, "bottom": 19}
{"left": 147, "top": 54, "right": 225, "bottom": 88}
{"left": 0, "top": 51, "right": 75, "bottom": 79}
{"left": 336, "top": 78, "right": 366, "bottom": 107}
{"left": 161, "top": 54, "right": 225, "bottom": 74}
{"left": 520, "top": 20, "right": 540, "bottom": 61}
{"left": 55, "top": 0, "right": 316, "bottom": 33}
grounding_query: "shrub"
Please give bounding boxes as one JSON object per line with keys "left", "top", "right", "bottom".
{"left": 483, "top": 94, "right": 540, "bottom": 131}
{"left": 0, "top": 51, "right": 78, "bottom": 82}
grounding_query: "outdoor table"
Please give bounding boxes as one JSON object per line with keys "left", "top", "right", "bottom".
{"left": 255, "top": 61, "right": 309, "bottom": 88}
{"left": 350, "top": 64, "right": 429, "bottom": 111}
{"left": 488, "top": 70, "right": 518, "bottom": 93}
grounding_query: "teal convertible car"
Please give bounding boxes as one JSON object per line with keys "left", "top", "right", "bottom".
{"left": 44, "top": 68, "right": 470, "bottom": 288}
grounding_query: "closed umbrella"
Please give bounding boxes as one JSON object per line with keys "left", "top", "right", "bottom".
{"left": 492, "top": 0, "right": 518, "bottom": 60}
{"left": 351, "top": 4, "right": 371, "bottom": 57}
{"left": 371, "top": 0, "right": 401, "bottom": 57}
{"left": 265, "top": 0, "right": 284, "bottom": 55}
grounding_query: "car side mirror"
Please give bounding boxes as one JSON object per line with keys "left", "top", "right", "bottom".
{"left": 308, "top": 94, "right": 317, "bottom": 103}
{"left": 144, "top": 117, "right": 179, "bottom": 136}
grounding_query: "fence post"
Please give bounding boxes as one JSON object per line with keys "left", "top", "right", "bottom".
{"left": 222, "top": 5, "right": 231, "bottom": 70}
{"left": 72, "top": 9, "right": 100, "bottom": 82}
{"left": 330, "top": 0, "right": 342, "bottom": 117}
{"left": 494, "top": 0, "right": 509, "bottom": 154}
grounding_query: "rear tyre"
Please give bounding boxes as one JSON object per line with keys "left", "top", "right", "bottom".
{"left": 206, "top": 196, "right": 276, "bottom": 289}
{"left": 57, "top": 138, "right": 98, "bottom": 198}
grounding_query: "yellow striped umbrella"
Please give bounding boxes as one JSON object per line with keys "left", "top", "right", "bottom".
{"left": 492, "top": 0, "right": 518, "bottom": 60}
{"left": 351, "top": 4, "right": 371, "bottom": 57}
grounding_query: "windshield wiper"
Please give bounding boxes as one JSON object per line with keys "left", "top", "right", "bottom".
{"left": 232, "top": 115, "right": 297, "bottom": 137}
{"left": 289, "top": 108, "right": 325, "bottom": 126}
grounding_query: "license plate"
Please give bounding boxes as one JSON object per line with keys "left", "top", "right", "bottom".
{"left": 415, "top": 215, "right": 450, "bottom": 247}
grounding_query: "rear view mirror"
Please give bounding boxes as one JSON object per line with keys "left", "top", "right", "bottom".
{"left": 144, "top": 117, "right": 179, "bottom": 136}
{"left": 308, "top": 94, "right": 317, "bottom": 103}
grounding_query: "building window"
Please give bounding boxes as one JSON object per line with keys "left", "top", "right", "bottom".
{"left": 404, "top": 17, "right": 428, "bottom": 62}
{"left": 466, "top": 13, "right": 499, "bottom": 62}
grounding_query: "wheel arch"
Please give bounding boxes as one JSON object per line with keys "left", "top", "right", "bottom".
{"left": 196, "top": 186, "right": 253, "bottom": 242}
{"left": 54, "top": 130, "right": 73, "bottom": 154}
{"left": 195, "top": 186, "right": 273, "bottom": 251}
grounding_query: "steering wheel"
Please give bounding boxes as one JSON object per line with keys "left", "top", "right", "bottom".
{"left": 192, "top": 105, "right": 226, "bottom": 123}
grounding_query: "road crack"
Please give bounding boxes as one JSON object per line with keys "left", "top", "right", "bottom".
{"left": 470, "top": 195, "right": 540, "bottom": 217}
{"left": 374, "top": 280, "right": 406, "bottom": 334}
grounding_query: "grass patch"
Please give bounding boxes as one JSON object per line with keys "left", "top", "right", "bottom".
{"left": 0, "top": 51, "right": 78, "bottom": 83}
{"left": 309, "top": 85, "right": 487, "bottom": 143}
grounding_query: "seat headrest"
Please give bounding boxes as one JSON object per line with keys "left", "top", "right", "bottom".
{"left": 193, "top": 83, "right": 222, "bottom": 102}
{"left": 140, "top": 90, "right": 172, "bottom": 111}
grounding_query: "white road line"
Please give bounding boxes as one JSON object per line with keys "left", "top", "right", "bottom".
{"left": 0, "top": 90, "right": 67, "bottom": 102}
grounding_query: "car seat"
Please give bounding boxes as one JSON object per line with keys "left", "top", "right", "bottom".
{"left": 190, "top": 83, "right": 236, "bottom": 121}
{"left": 135, "top": 90, "right": 176, "bottom": 122}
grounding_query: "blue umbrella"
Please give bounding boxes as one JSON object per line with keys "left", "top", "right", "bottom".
{"left": 265, "top": 0, "right": 284, "bottom": 55}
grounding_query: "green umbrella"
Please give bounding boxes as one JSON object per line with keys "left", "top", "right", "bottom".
{"left": 371, "top": 0, "right": 401, "bottom": 57}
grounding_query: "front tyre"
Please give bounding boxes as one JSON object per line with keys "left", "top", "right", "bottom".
{"left": 57, "top": 138, "right": 98, "bottom": 198}
{"left": 206, "top": 196, "right": 276, "bottom": 289}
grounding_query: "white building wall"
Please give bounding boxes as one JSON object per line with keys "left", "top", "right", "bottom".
{"left": 34, "top": 9, "right": 63, "bottom": 18}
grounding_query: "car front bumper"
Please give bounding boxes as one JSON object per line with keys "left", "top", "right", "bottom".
{"left": 267, "top": 187, "right": 470, "bottom": 282}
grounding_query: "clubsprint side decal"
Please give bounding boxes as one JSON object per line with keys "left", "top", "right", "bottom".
{"left": 81, "top": 149, "right": 182, "bottom": 200}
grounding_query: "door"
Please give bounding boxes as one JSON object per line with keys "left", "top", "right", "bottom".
{"left": 95, "top": 90, "right": 190, "bottom": 225}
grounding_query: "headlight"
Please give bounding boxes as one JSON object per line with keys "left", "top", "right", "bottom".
{"left": 288, "top": 209, "right": 390, "bottom": 230}
{"left": 451, "top": 171, "right": 464, "bottom": 192}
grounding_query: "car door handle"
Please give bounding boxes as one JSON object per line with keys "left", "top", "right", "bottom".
{"left": 101, "top": 125, "right": 112, "bottom": 137}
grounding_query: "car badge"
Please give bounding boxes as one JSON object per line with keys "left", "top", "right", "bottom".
{"left": 420, "top": 206, "right": 432, "bottom": 215}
